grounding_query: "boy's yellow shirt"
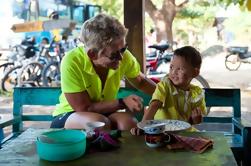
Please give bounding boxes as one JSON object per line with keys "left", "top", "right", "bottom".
{"left": 150, "top": 76, "right": 207, "bottom": 131}
{"left": 53, "top": 46, "right": 140, "bottom": 116}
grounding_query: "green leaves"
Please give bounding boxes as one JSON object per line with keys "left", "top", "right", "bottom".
{"left": 90, "top": 0, "right": 123, "bottom": 21}
{"left": 216, "top": 0, "right": 247, "bottom": 7}
{"left": 178, "top": 8, "right": 204, "bottom": 18}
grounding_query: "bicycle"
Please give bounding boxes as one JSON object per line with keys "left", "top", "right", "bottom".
{"left": 42, "top": 38, "right": 79, "bottom": 87}
{"left": 225, "top": 46, "right": 251, "bottom": 71}
{"left": 0, "top": 42, "right": 34, "bottom": 80}
{"left": 42, "top": 45, "right": 63, "bottom": 87}
{"left": 1, "top": 38, "right": 57, "bottom": 91}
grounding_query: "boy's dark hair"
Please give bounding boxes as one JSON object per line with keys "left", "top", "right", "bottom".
{"left": 173, "top": 46, "right": 202, "bottom": 69}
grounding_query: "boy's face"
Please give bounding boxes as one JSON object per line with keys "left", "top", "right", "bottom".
{"left": 169, "top": 55, "right": 199, "bottom": 90}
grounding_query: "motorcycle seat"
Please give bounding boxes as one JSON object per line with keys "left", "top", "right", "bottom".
{"left": 148, "top": 44, "right": 169, "bottom": 52}
{"left": 228, "top": 46, "right": 248, "bottom": 54}
{"left": 239, "top": 52, "right": 251, "bottom": 59}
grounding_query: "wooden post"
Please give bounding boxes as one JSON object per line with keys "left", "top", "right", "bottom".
{"left": 124, "top": 0, "right": 146, "bottom": 74}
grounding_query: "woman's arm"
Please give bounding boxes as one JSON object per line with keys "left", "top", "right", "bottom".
{"left": 127, "top": 72, "right": 156, "bottom": 95}
{"left": 65, "top": 91, "right": 143, "bottom": 114}
{"left": 142, "top": 100, "right": 162, "bottom": 121}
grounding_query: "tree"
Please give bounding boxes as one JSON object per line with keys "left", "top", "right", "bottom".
{"left": 145, "top": 0, "right": 250, "bottom": 46}
{"left": 173, "top": 1, "right": 214, "bottom": 47}
{"left": 86, "top": 0, "right": 123, "bottom": 21}
{"left": 145, "top": 0, "right": 188, "bottom": 45}
{"left": 216, "top": 0, "right": 247, "bottom": 7}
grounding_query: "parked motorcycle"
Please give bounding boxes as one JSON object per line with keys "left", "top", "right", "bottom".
{"left": 225, "top": 46, "right": 251, "bottom": 71}
{"left": 146, "top": 43, "right": 173, "bottom": 74}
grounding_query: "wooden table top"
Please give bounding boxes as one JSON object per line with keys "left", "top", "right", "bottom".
{"left": 0, "top": 128, "right": 237, "bottom": 166}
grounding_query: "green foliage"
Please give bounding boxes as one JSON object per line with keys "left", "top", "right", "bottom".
{"left": 178, "top": 8, "right": 204, "bottom": 18}
{"left": 78, "top": 0, "right": 250, "bottom": 48}
{"left": 224, "top": 11, "right": 251, "bottom": 31}
{"left": 216, "top": 0, "right": 247, "bottom": 7}
{"left": 173, "top": 1, "right": 216, "bottom": 47}
{"left": 195, "top": 0, "right": 211, "bottom": 6}
{"left": 177, "top": 0, "right": 212, "bottom": 19}
{"left": 84, "top": 0, "right": 123, "bottom": 21}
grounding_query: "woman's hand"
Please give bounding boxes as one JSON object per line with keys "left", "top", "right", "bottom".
{"left": 189, "top": 108, "right": 203, "bottom": 125}
{"left": 123, "top": 95, "right": 143, "bottom": 112}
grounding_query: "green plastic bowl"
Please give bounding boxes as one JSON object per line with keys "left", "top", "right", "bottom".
{"left": 36, "top": 129, "right": 86, "bottom": 161}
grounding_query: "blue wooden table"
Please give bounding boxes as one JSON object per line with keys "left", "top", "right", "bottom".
{"left": 0, "top": 128, "right": 237, "bottom": 166}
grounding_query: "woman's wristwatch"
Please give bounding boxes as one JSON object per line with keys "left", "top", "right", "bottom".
{"left": 118, "top": 98, "right": 127, "bottom": 109}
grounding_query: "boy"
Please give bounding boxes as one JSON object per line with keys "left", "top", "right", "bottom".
{"left": 131, "top": 46, "right": 206, "bottom": 135}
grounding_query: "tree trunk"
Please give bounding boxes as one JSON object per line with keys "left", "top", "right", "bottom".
{"left": 145, "top": 0, "right": 188, "bottom": 47}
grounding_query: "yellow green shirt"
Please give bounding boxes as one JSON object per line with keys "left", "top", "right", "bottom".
{"left": 151, "top": 76, "right": 207, "bottom": 122}
{"left": 53, "top": 46, "right": 140, "bottom": 116}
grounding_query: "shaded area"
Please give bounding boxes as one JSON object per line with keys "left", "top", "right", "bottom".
{"left": 201, "top": 45, "right": 224, "bottom": 57}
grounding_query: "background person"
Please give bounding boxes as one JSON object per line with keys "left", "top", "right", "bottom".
{"left": 50, "top": 13, "right": 156, "bottom": 130}
{"left": 47, "top": 11, "right": 61, "bottom": 42}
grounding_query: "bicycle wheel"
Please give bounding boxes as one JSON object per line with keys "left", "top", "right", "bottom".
{"left": 225, "top": 54, "right": 241, "bottom": 71}
{"left": 18, "top": 62, "right": 43, "bottom": 87}
{"left": 42, "top": 62, "right": 60, "bottom": 87}
{"left": 192, "top": 75, "right": 211, "bottom": 115}
{"left": 193, "top": 75, "right": 210, "bottom": 89}
{"left": 1, "top": 65, "right": 22, "bottom": 92}
{"left": 0, "top": 62, "right": 14, "bottom": 79}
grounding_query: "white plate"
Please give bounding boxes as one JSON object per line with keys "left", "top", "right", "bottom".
{"left": 137, "top": 119, "right": 191, "bottom": 133}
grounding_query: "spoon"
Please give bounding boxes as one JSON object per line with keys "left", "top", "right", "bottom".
{"left": 143, "top": 123, "right": 166, "bottom": 129}
{"left": 38, "top": 135, "right": 56, "bottom": 144}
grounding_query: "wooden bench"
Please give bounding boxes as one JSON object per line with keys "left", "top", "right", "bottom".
{"left": 0, "top": 114, "right": 20, "bottom": 143}
{"left": 0, "top": 87, "right": 250, "bottom": 165}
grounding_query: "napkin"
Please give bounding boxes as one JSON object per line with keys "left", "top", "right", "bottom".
{"left": 166, "top": 134, "right": 213, "bottom": 153}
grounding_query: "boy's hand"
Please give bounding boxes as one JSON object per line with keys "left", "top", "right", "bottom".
{"left": 189, "top": 108, "right": 203, "bottom": 125}
{"left": 130, "top": 127, "right": 144, "bottom": 136}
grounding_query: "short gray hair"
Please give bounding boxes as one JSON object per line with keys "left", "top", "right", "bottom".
{"left": 80, "top": 13, "right": 128, "bottom": 51}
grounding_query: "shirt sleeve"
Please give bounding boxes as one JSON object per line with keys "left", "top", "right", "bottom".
{"left": 60, "top": 51, "right": 86, "bottom": 93}
{"left": 122, "top": 50, "right": 141, "bottom": 78}
{"left": 150, "top": 80, "right": 169, "bottom": 107}
{"left": 191, "top": 87, "right": 207, "bottom": 115}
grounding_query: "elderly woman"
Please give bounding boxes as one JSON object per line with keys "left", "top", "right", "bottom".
{"left": 50, "top": 13, "right": 156, "bottom": 130}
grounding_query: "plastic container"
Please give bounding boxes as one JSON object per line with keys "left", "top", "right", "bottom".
{"left": 36, "top": 129, "right": 86, "bottom": 161}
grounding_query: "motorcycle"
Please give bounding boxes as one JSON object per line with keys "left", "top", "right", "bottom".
{"left": 146, "top": 43, "right": 173, "bottom": 74}
{"left": 225, "top": 46, "right": 251, "bottom": 71}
